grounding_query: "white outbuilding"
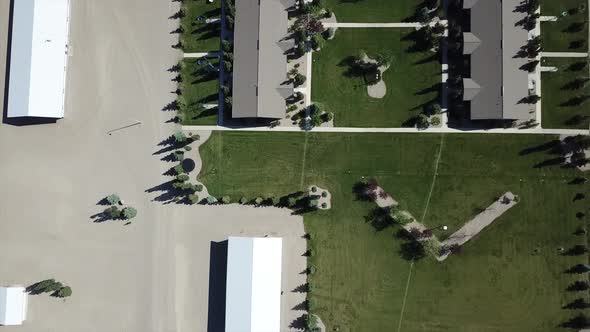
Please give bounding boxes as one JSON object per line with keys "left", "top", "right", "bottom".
{"left": 7, "top": 0, "right": 71, "bottom": 118}
{"left": 225, "top": 237, "right": 283, "bottom": 332}
{"left": 0, "top": 286, "right": 28, "bottom": 326}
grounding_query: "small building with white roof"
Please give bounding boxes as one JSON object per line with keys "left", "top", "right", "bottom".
{"left": 0, "top": 286, "right": 28, "bottom": 326}
{"left": 7, "top": 0, "right": 71, "bottom": 118}
{"left": 225, "top": 236, "right": 283, "bottom": 332}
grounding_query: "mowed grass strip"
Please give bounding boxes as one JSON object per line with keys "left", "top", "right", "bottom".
{"left": 180, "top": 0, "right": 221, "bottom": 52}
{"left": 312, "top": 28, "right": 440, "bottom": 127}
{"left": 541, "top": 0, "right": 588, "bottom": 52}
{"left": 541, "top": 57, "right": 590, "bottom": 129}
{"left": 178, "top": 58, "right": 219, "bottom": 125}
{"left": 322, "top": 0, "right": 419, "bottom": 23}
{"left": 199, "top": 131, "right": 590, "bottom": 331}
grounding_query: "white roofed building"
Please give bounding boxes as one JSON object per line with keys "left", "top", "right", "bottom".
{"left": 225, "top": 237, "right": 283, "bottom": 332}
{"left": 7, "top": 0, "right": 71, "bottom": 118}
{"left": 0, "top": 286, "right": 28, "bottom": 326}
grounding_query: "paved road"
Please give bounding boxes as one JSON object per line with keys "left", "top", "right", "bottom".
{"left": 541, "top": 52, "right": 589, "bottom": 57}
{"left": 182, "top": 125, "right": 589, "bottom": 135}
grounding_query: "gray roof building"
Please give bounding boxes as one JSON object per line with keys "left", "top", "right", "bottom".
{"left": 463, "top": 0, "right": 532, "bottom": 120}
{"left": 232, "top": 0, "right": 294, "bottom": 119}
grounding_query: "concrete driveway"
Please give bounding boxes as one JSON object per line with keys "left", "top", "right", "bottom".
{"left": 0, "top": 1, "right": 306, "bottom": 331}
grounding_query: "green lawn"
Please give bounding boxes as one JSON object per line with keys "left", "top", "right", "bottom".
{"left": 199, "top": 131, "right": 590, "bottom": 331}
{"left": 312, "top": 28, "right": 441, "bottom": 127}
{"left": 541, "top": 0, "right": 588, "bottom": 52}
{"left": 541, "top": 57, "right": 590, "bottom": 129}
{"left": 323, "top": 0, "right": 420, "bottom": 23}
{"left": 180, "top": 0, "right": 222, "bottom": 52}
{"left": 178, "top": 58, "right": 219, "bottom": 125}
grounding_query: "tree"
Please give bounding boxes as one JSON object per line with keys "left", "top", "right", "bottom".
{"left": 390, "top": 208, "right": 414, "bottom": 225}
{"left": 46, "top": 281, "right": 63, "bottom": 293}
{"left": 239, "top": 197, "right": 248, "bottom": 204}
{"left": 221, "top": 39, "right": 233, "bottom": 53}
{"left": 206, "top": 196, "right": 218, "bottom": 204}
{"left": 174, "top": 164, "right": 186, "bottom": 175}
{"left": 254, "top": 197, "right": 264, "bottom": 205}
{"left": 288, "top": 197, "right": 298, "bottom": 207}
{"left": 173, "top": 131, "right": 187, "bottom": 143}
{"left": 221, "top": 196, "right": 231, "bottom": 204}
{"left": 176, "top": 174, "right": 189, "bottom": 182}
{"left": 416, "top": 114, "right": 430, "bottom": 129}
{"left": 311, "top": 33, "right": 325, "bottom": 50}
{"left": 173, "top": 150, "right": 185, "bottom": 161}
{"left": 223, "top": 60, "right": 232, "bottom": 72}
{"left": 56, "top": 286, "right": 72, "bottom": 298}
{"left": 122, "top": 207, "right": 137, "bottom": 220}
{"left": 106, "top": 194, "right": 120, "bottom": 205}
{"left": 104, "top": 206, "right": 121, "bottom": 219}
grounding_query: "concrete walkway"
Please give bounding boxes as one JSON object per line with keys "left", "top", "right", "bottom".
{"left": 539, "top": 66, "right": 558, "bottom": 72}
{"left": 183, "top": 51, "right": 220, "bottom": 58}
{"left": 539, "top": 15, "right": 558, "bottom": 22}
{"left": 438, "top": 192, "right": 518, "bottom": 261}
{"left": 183, "top": 124, "right": 589, "bottom": 135}
{"left": 541, "top": 52, "right": 589, "bottom": 58}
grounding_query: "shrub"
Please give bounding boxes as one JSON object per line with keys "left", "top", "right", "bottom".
{"left": 293, "top": 73, "right": 307, "bottom": 87}
{"left": 287, "top": 104, "right": 298, "bottom": 113}
{"left": 321, "top": 191, "right": 328, "bottom": 198}
{"left": 311, "top": 186, "right": 317, "bottom": 193}
{"left": 239, "top": 197, "right": 248, "bottom": 204}
{"left": 46, "top": 281, "right": 63, "bottom": 293}
{"left": 173, "top": 131, "right": 187, "bottom": 143}
{"left": 122, "top": 207, "right": 137, "bottom": 220}
{"left": 184, "top": 145, "right": 192, "bottom": 151}
{"left": 272, "top": 197, "right": 280, "bottom": 206}
{"left": 321, "top": 112, "right": 333, "bottom": 122}
{"left": 106, "top": 194, "right": 120, "bottom": 205}
{"left": 188, "top": 194, "right": 199, "bottom": 204}
{"left": 221, "top": 196, "right": 231, "bottom": 204}
{"left": 321, "top": 202, "right": 327, "bottom": 208}
{"left": 308, "top": 264, "right": 317, "bottom": 274}
{"left": 430, "top": 116, "right": 441, "bottom": 126}
{"left": 254, "top": 197, "right": 264, "bottom": 205}
{"left": 173, "top": 150, "right": 185, "bottom": 161}
{"left": 223, "top": 60, "right": 233, "bottom": 72}
{"left": 56, "top": 286, "right": 72, "bottom": 298}
{"left": 193, "top": 184, "right": 203, "bottom": 192}
{"left": 30, "top": 279, "right": 57, "bottom": 294}
{"left": 220, "top": 85, "right": 231, "bottom": 96}
{"left": 104, "top": 206, "right": 121, "bottom": 219}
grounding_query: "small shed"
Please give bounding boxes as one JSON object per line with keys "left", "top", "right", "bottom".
{"left": 0, "top": 287, "right": 27, "bottom": 326}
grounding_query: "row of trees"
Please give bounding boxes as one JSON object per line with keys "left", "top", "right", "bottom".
{"left": 27, "top": 279, "right": 72, "bottom": 298}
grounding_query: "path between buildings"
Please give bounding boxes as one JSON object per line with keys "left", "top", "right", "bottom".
{"left": 540, "top": 52, "right": 589, "bottom": 58}
{"left": 183, "top": 125, "right": 589, "bottom": 136}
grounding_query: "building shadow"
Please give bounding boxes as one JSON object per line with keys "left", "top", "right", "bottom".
{"left": 207, "top": 240, "right": 228, "bottom": 332}
{"left": 2, "top": 0, "right": 57, "bottom": 126}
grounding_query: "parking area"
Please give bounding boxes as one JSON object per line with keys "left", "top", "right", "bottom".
{"left": 0, "top": 1, "right": 305, "bottom": 331}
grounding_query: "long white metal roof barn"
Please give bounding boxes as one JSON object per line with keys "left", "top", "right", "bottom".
{"left": 225, "top": 237, "right": 283, "bottom": 332}
{"left": 7, "top": 0, "right": 70, "bottom": 118}
{"left": 0, "top": 287, "right": 27, "bottom": 326}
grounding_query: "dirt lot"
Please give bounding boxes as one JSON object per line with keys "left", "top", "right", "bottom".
{"left": 0, "top": 1, "right": 305, "bottom": 331}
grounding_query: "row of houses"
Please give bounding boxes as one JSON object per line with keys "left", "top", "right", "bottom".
{"left": 5, "top": 0, "right": 534, "bottom": 123}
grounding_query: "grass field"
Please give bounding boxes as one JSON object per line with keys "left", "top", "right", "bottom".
{"left": 541, "top": 0, "right": 588, "bottom": 52}
{"left": 312, "top": 29, "right": 441, "bottom": 127}
{"left": 541, "top": 57, "right": 590, "bottom": 129}
{"left": 178, "top": 58, "right": 219, "bottom": 125}
{"left": 323, "top": 0, "right": 420, "bottom": 23}
{"left": 199, "top": 131, "right": 590, "bottom": 331}
{"left": 180, "top": 0, "right": 221, "bottom": 52}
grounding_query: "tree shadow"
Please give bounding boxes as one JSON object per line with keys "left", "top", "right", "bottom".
{"left": 364, "top": 207, "right": 394, "bottom": 232}
{"left": 560, "top": 313, "right": 590, "bottom": 329}
{"left": 292, "top": 283, "right": 309, "bottom": 293}
{"left": 289, "top": 314, "right": 307, "bottom": 330}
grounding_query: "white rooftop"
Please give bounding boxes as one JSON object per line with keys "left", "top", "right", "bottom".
{"left": 7, "top": 0, "right": 70, "bottom": 118}
{"left": 0, "top": 287, "right": 27, "bottom": 326}
{"left": 225, "top": 237, "right": 282, "bottom": 332}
